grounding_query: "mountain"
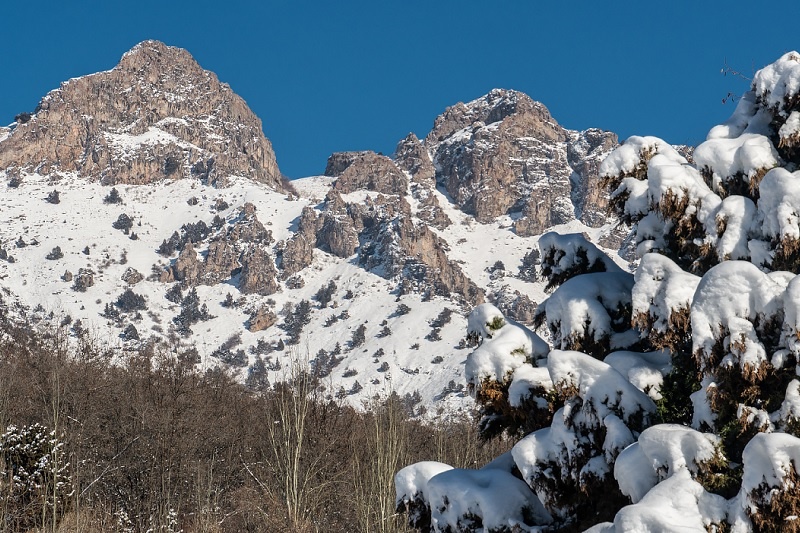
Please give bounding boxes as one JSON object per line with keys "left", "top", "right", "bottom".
{"left": 0, "top": 40, "right": 283, "bottom": 189}
{"left": 7, "top": 40, "right": 800, "bottom": 533}
{"left": 0, "top": 40, "right": 625, "bottom": 418}
{"left": 423, "top": 88, "right": 617, "bottom": 234}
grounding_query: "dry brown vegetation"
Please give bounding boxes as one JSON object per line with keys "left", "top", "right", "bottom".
{"left": 0, "top": 314, "right": 509, "bottom": 532}
{"left": 748, "top": 465, "right": 800, "bottom": 533}
{"left": 472, "top": 377, "right": 557, "bottom": 440}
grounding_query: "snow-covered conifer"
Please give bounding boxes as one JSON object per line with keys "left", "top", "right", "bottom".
{"left": 464, "top": 303, "right": 551, "bottom": 438}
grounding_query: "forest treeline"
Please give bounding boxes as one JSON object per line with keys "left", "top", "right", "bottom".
{"left": 0, "top": 310, "right": 507, "bottom": 533}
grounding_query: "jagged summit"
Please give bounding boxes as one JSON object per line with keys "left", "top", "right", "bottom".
{"left": 0, "top": 40, "right": 284, "bottom": 190}
{"left": 118, "top": 39, "right": 198, "bottom": 71}
{"left": 425, "top": 88, "right": 565, "bottom": 145}
{"left": 416, "top": 88, "right": 618, "bottom": 234}
{"left": 321, "top": 88, "right": 622, "bottom": 253}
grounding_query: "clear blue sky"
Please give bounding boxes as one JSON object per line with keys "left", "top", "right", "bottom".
{"left": 2, "top": 1, "right": 799, "bottom": 178}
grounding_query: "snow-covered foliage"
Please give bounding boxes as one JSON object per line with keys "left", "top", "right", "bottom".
{"left": 538, "top": 231, "right": 625, "bottom": 291}
{"left": 535, "top": 272, "right": 637, "bottom": 358}
{"left": 692, "top": 261, "right": 784, "bottom": 377}
{"left": 614, "top": 425, "right": 721, "bottom": 503}
{"left": 398, "top": 52, "right": 800, "bottom": 532}
{"left": 426, "top": 467, "right": 553, "bottom": 532}
{"left": 0, "top": 423, "right": 72, "bottom": 530}
{"left": 466, "top": 303, "right": 549, "bottom": 382}
{"left": 395, "top": 457, "right": 553, "bottom": 532}
{"left": 603, "top": 350, "right": 670, "bottom": 401}
{"left": 395, "top": 461, "right": 454, "bottom": 530}
{"left": 465, "top": 303, "right": 552, "bottom": 438}
{"left": 511, "top": 350, "right": 655, "bottom": 523}
{"left": 729, "top": 432, "right": 800, "bottom": 532}
{"left": 600, "top": 52, "right": 800, "bottom": 276}
{"left": 601, "top": 470, "right": 729, "bottom": 533}
{"left": 631, "top": 253, "right": 700, "bottom": 351}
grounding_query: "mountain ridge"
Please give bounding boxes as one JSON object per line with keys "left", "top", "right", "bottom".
{"left": 0, "top": 40, "right": 628, "bottom": 417}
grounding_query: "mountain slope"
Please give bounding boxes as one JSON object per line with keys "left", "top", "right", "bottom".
{"left": 0, "top": 41, "right": 628, "bottom": 418}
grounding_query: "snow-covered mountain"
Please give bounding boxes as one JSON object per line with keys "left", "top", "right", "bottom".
{"left": 9, "top": 39, "right": 800, "bottom": 533}
{"left": 0, "top": 40, "right": 283, "bottom": 189}
{"left": 0, "top": 40, "right": 625, "bottom": 418}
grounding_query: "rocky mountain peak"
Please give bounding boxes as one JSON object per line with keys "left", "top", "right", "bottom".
{"left": 394, "top": 133, "right": 435, "bottom": 186}
{"left": 329, "top": 151, "right": 408, "bottom": 195}
{"left": 425, "top": 88, "right": 565, "bottom": 145}
{"left": 323, "top": 151, "right": 373, "bottom": 177}
{"left": 0, "top": 40, "right": 284, "bottom": 190}
{"left": 117, "top": 39, "right": 198, "bottom": 74}
{"left": 423, "top": 89, "right": 616, "bottom": 233}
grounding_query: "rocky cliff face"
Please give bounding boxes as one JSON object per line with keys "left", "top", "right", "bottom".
{"left": 293, "top": 178, "right": 483, "bottom": 305}
{"left": 567, "top": 128, "right": 619, "bottom": 227}
{"left": 422, "top": 89, "right": 618, "bottom": 235}
{"left": 395, "top": 133, "right": 435, "bottom": 186}
{"left": 323, "top": 151, "right": 373, "bottom": 177}
{"left": 158, "top": 203, "right": 279, "bottom": 295}
{"left": 0, "top": 40, "right": 283, "bottom": 189}
{"left": 329, "top": 152, "right": 408, "bottom": 195}
{"left": 307, "top": 89, "right": 625, "bottom": 305}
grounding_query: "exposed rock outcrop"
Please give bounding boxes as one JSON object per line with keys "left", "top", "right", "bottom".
{"left": 288, "top": 178, "right": 482, "bottom": 305}
{"left": 201, "top": 240, "right": 240, "bottom": 284}
{"left": 248, "top": 306, "right": 277, "bottom": 332}
{"left": 331, "top": 152, "right": 408, "bottom": 195}
{"left": 172, "top": 243, "right": 202, "bottom": 284}
{"left": 226, "top": 203, "right": 273, "bottom": 244}
{"left": 347, "top": 195, "right": 483, "bottom": 305}
{"left": 277, "top": 206, "right": 319, "bottom": 277}
{"left": 395, "top": 133, "right": 435, "bottom": 186}
{"left": 280, "top": 233, "right": 315, "bottom": 279}
{"left": 412, "top": 186, "right": 451, "bottom": 230}
{"left": 323, "top": 151, "right": 373, "bottom": 177}
{"left": 423, "top": 89, "right": 618, "bottom": 234}
{"left": 72, "top": 268, "right": 95, "bottom": 292}
{"left": 318, "top": 212, "right": 360, "bottom": 258}
{"left": 490, "top": 287, "right": 538, "bottom": 325}
{"left": 157, "top": 203, "right": 278, "bottom": 293}
{"left": 0, "top": 40, "right": 283, "bottom": 189}
{"left": 391, "top": 219, "right": 484, "bottom": 306}
{"left": 567, "top": 128, "right": 619, "bottom": 227}
{"left": 122, "top": 267, "right": 144, "bottom": 285}
{"left": 240, "top": 247, "right": 279, "bottom": 295}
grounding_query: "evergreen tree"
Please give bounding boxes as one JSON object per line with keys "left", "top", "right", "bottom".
{"left": 350, "top": 323, "right": 366, "bottom": 348}
{"left": 280, "top": 299, "right": 312, "bottom": 345}
{"left": 45, "top": 246, "right": 63, "bottom": 260}
{"left": 173, "top": 287, "right": 212, "bottom": 335}
{"left": 112, "top": 213, "right": 133, "bottom": 234}
{"left": 103, "top": 187, "right": 122, "bottom": 204}
{"left": 116, "top": 289, "right": 147, "bottom": 312}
